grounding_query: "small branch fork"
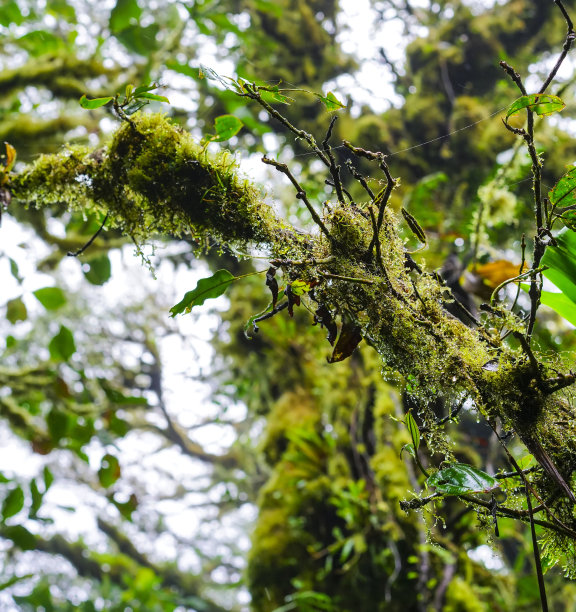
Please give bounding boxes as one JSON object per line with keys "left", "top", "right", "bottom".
{"left": 261, "top": 156, "right": 332, "bottom": 240}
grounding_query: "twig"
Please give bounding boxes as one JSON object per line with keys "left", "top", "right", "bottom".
{"left": 319, "top": 271, "right": 375, "bottom": 285}
{"left": 345, "top": 159, "right": 375, "bottom": 199}
{"left": 322, "top": 116, "right": 346, "bottom": 205}
{"left": 67, "top": 213, "right": 109, "bottom": 256}
{"left": 539, "top": 1, "right": 575, "bottom": 94}
{"left": 261, "top": 156, "right": 332, "bottom": 240}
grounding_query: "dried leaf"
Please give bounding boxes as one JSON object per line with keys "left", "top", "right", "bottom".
{"left": 328, "top": 322, "right": 362, "bottom": 363}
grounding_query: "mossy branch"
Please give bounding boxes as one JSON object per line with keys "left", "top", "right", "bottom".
{"left": 9, "top": 111, "right": 576, "bottom": 538}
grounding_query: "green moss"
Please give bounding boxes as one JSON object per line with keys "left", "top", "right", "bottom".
{"left": 444, "top": 576, "right": 486, "bottom": 612}
{"left": 11, "top": 112, "right": 286, "bottom": 248}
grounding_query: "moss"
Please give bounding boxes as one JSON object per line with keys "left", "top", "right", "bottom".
{"left": 444, "top": 576, "right": 486, "bottom": 612}
{"left": 11, "top": 112, "right": 290, "bottom": 249}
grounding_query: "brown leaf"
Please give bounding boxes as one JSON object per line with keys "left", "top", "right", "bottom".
{"left": 328, "top": 322, "right": 362, "bottom": 363}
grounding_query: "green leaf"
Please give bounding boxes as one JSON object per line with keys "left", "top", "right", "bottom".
{"left": 165, "top": 60, "right": 197, "bottom": 79}
{"left": 541, "top": 230, "right": 576, "bottom": 305}
{"left": 110, "top": 492, "right": 138, "bottom": 520}
{"left": 9, "top": 258, "right": 22, "bottom": 284}
{"left": 43, "top": 467, "right": 54, "bottom": 492}
{"left": 170, "top": 269, "right": 235, "bottom": 316}
{"left": 427, "top": 463, "right": 499, "bottom": 495}
{"left": 0, "top": 574, "right": 34, "bottom": 592}
{"left": 29, "top": 479, "right": 43, "bottom": 518}
{"left": 401, "top": 207, "right": 427, "bottom": 247}
{"left": 6, "top": 297, "right": 27, "bottom": 324}
{"left": 33, "top": 287, "right": 67, "bottom": 310}
{"left": 83, "top": 255, "right": 111, "bottom": 285}
{"left": 79, "top": 95, "right": 114, "bottom": 109}
{"left": 3, "top": 525, "right": 36, "bottom": 550}
{"left": 517, "top": 454, "right": 536, "bottom": 471}
{"left": 532, "top": 287, "right": 576, "bottom": 327}
{"left": 315, "top": 91, "right": 345, "bottom": 111}
{"left": 48, "top": 325, "right": 76, "bottom": 362}
{"left": 0, "top": 1, "right": 24, "bottom": 27}
{"left": 116, "top": 23, "right": 159, "bottom": 55}
{"left": 98, "top": 454, "right": 121, "bottom": 488}
{"left": 549, "top": 166, "right": 576, "bottom": 210}
{"left": 506, "top": 93, "right": 565, "bottom": 120}
{"left": 253, "top": 0, "right": 284, "bottom": 17}
{"left": 46, "top": 0, "right": 76, "bottom": 22}
{"left": 405, "top": 412, "right": 420, "bottom": 452}
{"left": 133, "top": 91, "right": 170, "bottom": 104}
{"left": 260, "top": 85, "right": 294, "bottom": 105}
{"left": 210, "top": 115, "right": 244, "bottom": 142}
{"left": 2, "top": 486, "right": 24, "bottom": 520}
{"left": 109, "top": 0, "right": 142, "bottom": 34}
{"left": 400, "top": 443, "right": 416, "bottom": 459}
{"left": 17, "top": 30, "right": 65, "bottom": 56}
{"left": 47, "top": 409, "right": 72, "bottom": 441}
{"left": 0, "top": 473, "right": 11, "bottom": 484}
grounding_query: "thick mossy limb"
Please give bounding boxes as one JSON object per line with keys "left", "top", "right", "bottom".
{"left": 10, "top": 112, "right": 291, "bottom": 248}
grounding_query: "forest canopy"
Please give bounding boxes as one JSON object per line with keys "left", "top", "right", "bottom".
{"left": 5, "top": 0, "right": 576, "bottom": 611}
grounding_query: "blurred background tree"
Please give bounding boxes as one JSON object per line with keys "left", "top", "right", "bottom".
{"left": 3, "top": 0, "right": 576, "bottom": 610}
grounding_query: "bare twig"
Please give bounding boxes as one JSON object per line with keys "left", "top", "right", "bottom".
{"left": 261, "top": 156, "right": 332, "bottom": 240}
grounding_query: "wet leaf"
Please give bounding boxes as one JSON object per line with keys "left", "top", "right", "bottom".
{"left": 289, "top": 279, "right": 314, "bottom": 296}
{"left": 0, "top": 1, "right": 24, "bottom": 27}
{"left": 517, "top": 454, "right": 536, "bottom": 471}
{"left": 506, "top": 93, "right": 565, "bottom": 120}
{"left": 549, "top": 166, "right": 576, "bottom": 210}
{"left": 29, "top": 479, "right": 43, "bottom": 518}
{"left": 405, "top": 412, "right": 420, "bottom": 452}
{"left": 170, "top": 269, "right": 235, "bottom": 316}
{"left": 79, "top": 94, "right": 114, "bottom": 109}
{"left": 43, "top": 467, "right": 54, "bottom": 492}
{"left": 328, "top": 322, "right": 362, "bottom": 363}
{"left": 427, "top": 463, "right": 499, "bottom": 495}
{"left": 109, "top": 492, "right": 138, "bottom": 520}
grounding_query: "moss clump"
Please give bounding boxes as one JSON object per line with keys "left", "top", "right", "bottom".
{"left": 11, "top": 112, "right": 286, "bottom": 248}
